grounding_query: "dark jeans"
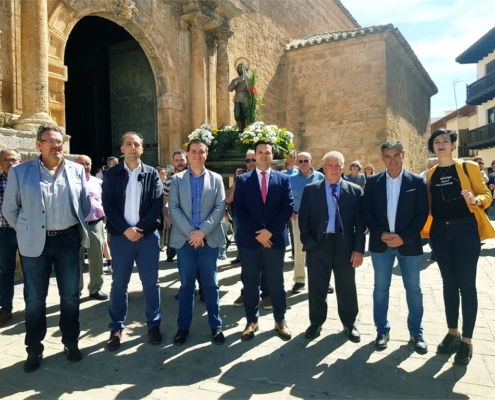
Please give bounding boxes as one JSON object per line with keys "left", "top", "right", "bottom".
{"left": 21, "top": 230, "right": 81, "bottom": 354}
{"left": 240, "top": 246, "right": 286, "bottom": 323}
{"left": 0, "top": 228, "right": 19, "bottom": 313}
{"left": 430, "top": 217, "right": 480, "bottom": 338}
{"left": 166, "top": 225, "right": 177, "bottom": 259}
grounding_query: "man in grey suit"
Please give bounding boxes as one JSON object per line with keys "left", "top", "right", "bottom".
{"left": 168, "top": 139, "right": 226, "bottom": 346}
{"left": 3, "top": 125, "right": 90, "bottom": 372}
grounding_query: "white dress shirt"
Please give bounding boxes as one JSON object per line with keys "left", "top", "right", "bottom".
{"left": 124, "top": 162, "right": 142, "bottom": 227}
{"left": 386, "top": 169, "right": 403, "bottom": 233}
{"left": 256, "top": 167, "right": 272, "bottom": 195}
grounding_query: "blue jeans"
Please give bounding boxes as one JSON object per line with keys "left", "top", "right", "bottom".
{"left": 430, "top": 217, "right": 480, "bottom": 338}
{"left": 176, "top": 242, "right": 221, "bottom": 330}
{"left": 108, "top": 232, "right": 161, "bottom": 331}
{"left": 21, "top": 230, "right": 81, "bottom": 354}
{"left": 0, "top": 228, "right": 19, "bottom": 313}
{"left": 371, "top": 247, "right": 424, "bottom": 337}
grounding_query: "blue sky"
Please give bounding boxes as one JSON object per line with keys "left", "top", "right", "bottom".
{"left": 343, "top": 0, "right": 495, "bottom": 118}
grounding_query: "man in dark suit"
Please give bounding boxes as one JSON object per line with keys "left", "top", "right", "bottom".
{"left": 299, "top": 151, "right": 365, "bottom": 342}
{"left": 234, "top": 141, "right": 294, "bottom": 340}
{"left": 362, "top": 140, "right": 428, "bottom": 354}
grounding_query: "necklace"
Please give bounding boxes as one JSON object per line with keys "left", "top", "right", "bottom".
{"left": 438, "top": 165, "right": 452, "bottom": 178}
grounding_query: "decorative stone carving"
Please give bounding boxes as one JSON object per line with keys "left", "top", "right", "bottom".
{"left": 113, "top": 1, "right": 139, "bottom": 20}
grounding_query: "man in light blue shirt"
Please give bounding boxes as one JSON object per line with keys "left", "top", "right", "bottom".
{"left": 289, "top": 152, "right": 324, "bottom": 293}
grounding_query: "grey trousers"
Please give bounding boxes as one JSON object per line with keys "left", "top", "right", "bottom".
{"left": 79, "top": 220, "right": 105, "bottom": 294}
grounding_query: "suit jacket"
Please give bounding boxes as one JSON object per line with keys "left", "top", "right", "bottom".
{"left": 168, "top": 168, "right": 226, "bottom": 249}
{"left": 298, "top": 179, "right": 365, "bottom": 266}
{"left": 3, "top": 158, "right": 90, "bottom": 257}
{"left": 234, "top": 169, "right": 293, "bottom": 250}
{"left": 362, "top": 169, "right": 428, "bottom": 256}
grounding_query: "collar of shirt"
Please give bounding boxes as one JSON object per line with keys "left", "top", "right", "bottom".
{"left": 39, "top": 157, "right": 65, "bottom": 174}
{"left": 188, "top": 168, "right": 206, "bottom": 178}
{"left": 326, "top": 178, "right": 342, "bottom": 191}
{"left": 124, "top": 161, "right": 142, "bottom": 174}
{"left": 256, "top": 167, "right": 272, "bottom": 177}
{"left": 386, "top": 168, "right": 404, "bottom": 182}
{"left": 297, "top": 167, "right": 317, "bottom": 179}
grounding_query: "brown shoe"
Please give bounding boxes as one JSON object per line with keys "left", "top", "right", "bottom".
{"left": 233, "top": 295, "right": 244, "bottom": 307}
{"left": 261, "top": 296, "right": 272, "bottom": 310}
{"left": 241, "top": 322, "right": 259, "bottom": 340}
{"left": 0, "top": 311, "right": 12, "bottom": 326}
{"left": 107, "top": 330, "right": 122, "bottom": 351}
{"left": 275, "top": 320, "right": 292, "bottom": 339}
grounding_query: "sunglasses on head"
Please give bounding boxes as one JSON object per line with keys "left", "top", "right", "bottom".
{"left": 245, "top": 158, "right": 256, "bottom": 163}
{"left": 298, "top": 159, "right": 309, "bottom": 163}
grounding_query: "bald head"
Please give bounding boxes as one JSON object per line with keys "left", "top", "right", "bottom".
{"left": 76, "top": 154, "right": 92, "bottom": 176}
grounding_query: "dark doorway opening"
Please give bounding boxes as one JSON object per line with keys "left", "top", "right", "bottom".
{"left": 65, "top": 16, "right": 158, "bottom": 173}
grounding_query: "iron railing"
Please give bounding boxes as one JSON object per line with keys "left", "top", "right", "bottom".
{"left": 467, "top": 122, "right": 495, "bottom": 149}
{"left": 466, "top": 70, "right": 495, "bottom": 105}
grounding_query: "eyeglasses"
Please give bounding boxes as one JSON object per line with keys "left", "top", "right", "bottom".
{"left": 298, "top": 159, "right": 309, "bottom": 164}
{"left": 40, "top": 139, "right": 64, "bottom": 146}
{"left": 245, "top": 158, "right": 256, "bottom": 163}
{"left": 440, "top": 178, "right": 463, "bottom": 202}
{"left": 1, "top": 158, "right": 20, "bottom": 163}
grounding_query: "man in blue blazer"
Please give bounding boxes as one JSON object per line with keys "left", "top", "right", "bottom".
{"left": 3, "top": 125, "right": 90, "bottom": 372}
{"left": 234, "top": 141, "right": 294, "bottom": 340}
{"left": 362, "top": 140, "right": 429, "bottom": 354}
{"left": 298, "top": 151, "right": 365, "bottom": 342}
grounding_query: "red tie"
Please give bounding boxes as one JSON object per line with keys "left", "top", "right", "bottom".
{"left": 261, "top": 171, "right": 267, "bottom": 204}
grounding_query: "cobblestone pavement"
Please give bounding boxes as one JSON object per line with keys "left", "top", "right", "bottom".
{"left": 1, "top": 230, "right": 495, "bottom": 399}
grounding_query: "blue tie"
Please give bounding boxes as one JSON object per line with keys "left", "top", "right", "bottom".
{"left": 331, "top": 184, "right": 344, "bottom": 235}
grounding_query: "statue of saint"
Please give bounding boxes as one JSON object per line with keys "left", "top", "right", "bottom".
{"left": 228, "top": 63, "right": 249, "bottom": 132}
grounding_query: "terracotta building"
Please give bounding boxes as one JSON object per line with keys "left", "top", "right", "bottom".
{"left": 0, "top": 0, "right": 436, "bottom": 172}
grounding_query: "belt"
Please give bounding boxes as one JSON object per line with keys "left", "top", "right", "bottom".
{"left": 87, "top": 217, "right": 104, "bottom": 226}
{"left": 46, "top": 225, "right": 77, "bottom": 237}
{"left": 324, "top": 233, "right": 336, "bottom": 239}
{"left": 435, "top": 216, "right": 476, "bottom": 226}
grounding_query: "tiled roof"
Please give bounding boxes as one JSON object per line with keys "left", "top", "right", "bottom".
{"left": 286, "top": 24, "right": 438, "bottom": 94}
{"left": 334, "top": 0, "right": 360, "bottom": 29}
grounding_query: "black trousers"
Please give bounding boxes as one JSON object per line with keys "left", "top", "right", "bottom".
{"left": 307, "top": 236, "right": 358, "bottom": 328}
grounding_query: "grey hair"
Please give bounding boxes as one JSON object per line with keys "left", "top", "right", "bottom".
{"left": 121, "top": 131, "right": 144, "bottom": 145}
{"left": 0, "top": 148, "right": 21, "bottom": 158}
{"left": 380, "top": 140, "right": 403, "bottom": 153}
{"left": 322, "top": 151, "right": 344, "bottom": 165}
{"left": 245, "top": 149, "right": 255, "bottom": 155}
{"left": 36, "top": 125, "right": 63, "bottom": 141}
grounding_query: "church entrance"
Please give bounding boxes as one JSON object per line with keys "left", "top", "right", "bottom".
{"left": 65, "top": 16, "right": 158, "bottom": 172}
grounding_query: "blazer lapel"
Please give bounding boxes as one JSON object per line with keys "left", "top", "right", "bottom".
{"left": 266, "top": 170, "right": 277, "bottom": 203}
{"left": 30, "top": 159, "right": 45, "bottom": 209}
{"left": 200, "top": 170, "right": 211, "bottom": 208}
{"left": 182, "top": 170, "right": 192, "bottom": 214}
{"left": 377, "top": 171, "right": 388, "bottom": 216}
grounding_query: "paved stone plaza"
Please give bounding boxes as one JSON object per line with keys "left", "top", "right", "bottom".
{"left": 1, "top": 231, "right": 495, "bottom": 399}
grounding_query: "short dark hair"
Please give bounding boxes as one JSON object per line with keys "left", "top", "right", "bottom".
{"left": 172, "top": 149, "right": 187, "bottom": 157}
{"left": 120, "top": 131, "right": 144, "bottom": 145}
{"left": 254, "top": 140, "right": 273, "bottom": 153}
{"left": 36, "top": 125, "right": 63, "bottom": 141}
{"left": 186, "top": 139, "right": 208, "bottom": 152}
{"left": 106, "top": 156, "right": 117, "bottom": 164}
{"left": 427, "top": 129, "right": 457, "bottom": 153}
{"left": 380, "top": 140, "right": 403, "bottom": 154}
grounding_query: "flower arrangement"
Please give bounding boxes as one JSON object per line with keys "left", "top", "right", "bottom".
{"left": 237, "top": 122, "right": 294, "bottom": 157}
{"left": 186, "top": 124, "right": 216, "bottom": 146}
{"left": 246, "top": 70, "right": 264, "bottom": 124}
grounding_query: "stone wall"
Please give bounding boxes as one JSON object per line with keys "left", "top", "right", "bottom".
{"left": 285, "top": 34, "right": 388, "bottom": 169}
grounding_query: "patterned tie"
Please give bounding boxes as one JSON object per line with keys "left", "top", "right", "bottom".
{"left": 261, "top": 171, "right": 267, "bottom": 204}
{"left": 331, "top": 183, "right": 344, "bottom": 235}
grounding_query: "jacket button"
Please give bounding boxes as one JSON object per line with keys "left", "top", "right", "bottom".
{"left": 42, "top": 211, "right": 45, "bottom": 213}
{"left": 42, "top": 226, "right": 45, "bottom": 228}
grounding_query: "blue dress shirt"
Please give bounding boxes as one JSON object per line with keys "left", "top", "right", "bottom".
{"left": 189, "top": 169, "right": 205, "bottom": 228}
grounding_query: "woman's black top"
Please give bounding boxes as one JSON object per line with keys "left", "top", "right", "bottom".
{"left": 430, "top": 165, "right": 473, "bottom": 221}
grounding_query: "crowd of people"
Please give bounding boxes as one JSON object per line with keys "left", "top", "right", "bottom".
{"left": 0, "top": 126, "right": 493, "bottom": 373}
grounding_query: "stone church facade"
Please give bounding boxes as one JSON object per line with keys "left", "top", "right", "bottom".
{"left": 0, "top": 0, "right": 436, "bottom": 172}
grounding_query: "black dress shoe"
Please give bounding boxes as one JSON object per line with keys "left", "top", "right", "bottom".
{"left": 231, "top": 257, "right": 240, "bottom": 264}
{"left": 305, "top": 325, "right": 322, "bottom": 339}
{"left": 344, "top": 326, "right": 361, "bottom": 343}
{"left": 166, "top": 257, "right": 175, "bottom": 262}
{"left": 454, "top": 341, "right": 473, "bottom": 365}
{"left": 410, "top": 336, "right": 428, "bottom": 354}
{"left": 212, "top": 329, "right": 225, "bottom": 345}
{"left": 89, "top": 290, "right": 109, "bottom": 300}
{"left": 291, "top": 282, "right": 305, "bottom": 293}
{"left": 328, "top": 285, "right": 334, "bottom": 294}
{"left": 437, "top": 333, "right": 461, "bottom": 354}
{"left": 173, "top": 329, "right": 189, "bottom": 346}
{"left": 374, "top": 333, "right": 389, "bottom": 350}
{"left": 148, "top": 326, "right": 162, "bottom": 345}
{"left": 64, "top": 342, "right": 82, "bottom": 361}
{"left": 24, "top": 344, "right": 44, "bottom": 372}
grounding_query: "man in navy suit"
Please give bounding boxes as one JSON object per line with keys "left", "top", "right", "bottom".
{"left": 299, "top": 151, "right": 365, "bottom": 342}
{"left": 234, "top": 141, "right": 294, "bottom": 340}
{"left": 362, "top": 140, "right": 429, "bottom": 354}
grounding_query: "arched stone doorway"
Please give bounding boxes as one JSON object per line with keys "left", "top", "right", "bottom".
{"left": 64, "top": 16, "right": 158, "bottom": 171}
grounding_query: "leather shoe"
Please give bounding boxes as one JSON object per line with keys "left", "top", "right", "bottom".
{"left": 454, "top": 341, "right": 473, "bottom": 365}
{"left": 24, "top": 344, "right": 44, "bottom": 373}
{"left": 275, "top": 320, "right": 291, "bottom": 339}
{"left": 0, "top": 311, "right": 12, "bottom": 326}
{"left": 305, "top": 325, "right": 322, "bottom": 339}
{"left": 328, "top": 285, "right": 334, "bottom": 294}
{"left": 64, "top": 342, "right": 82, "bottom": 361}
{"left": 410, "top": 336, "right": 428, "bottom": 354}
{"left": 374, "top": 333, "right": 389, "bottom": 350}
{"left": 291, "top": 282, "right": 305, "bottom": 293}
{"left": 241, "top": 322, "right": 259, "bottom": 340}
{"left": 344, "top": 326, "right": 361, "bottom": 343}
{"left": 148, "top": 326, "right": 162, "bottom": 345}
{"left": 89, "top": 290, "right": 109, "bottom": 301}
{"left": 261, "top": 296, "right": 272, "bottom": 310}
{"left": 107, "top": 330, "right": 122, "bottom": 351}
{"left": 212, "top": 329, "right": 225, "bottom": 345}
{"left": 437, "top": 333, "right": 461, "bottom": 354}
{"left": 166, "top": 257, "right": 175, "bottom": 262}
{"left": 231, "top": 257, "right": 240, "bottom": 264}
{"left": 173, "top": 329, "right": 189, "bottom": 346}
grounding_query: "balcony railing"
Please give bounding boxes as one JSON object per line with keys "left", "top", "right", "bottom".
{"left": 467, "top": 122, "right": 495, "bottom": 149}
{"left": 466, "top": 70, "right": 495, "bottom": 105}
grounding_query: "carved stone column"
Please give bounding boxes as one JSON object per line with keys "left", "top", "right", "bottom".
{"left": 189, "top": 19, "right": 208, "bottom": 128}
{"left": 213, "top": 29, "right": 233, "bottom": 128}
{"left": 14, "top": 0, "right": 56, "bottom": 131}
